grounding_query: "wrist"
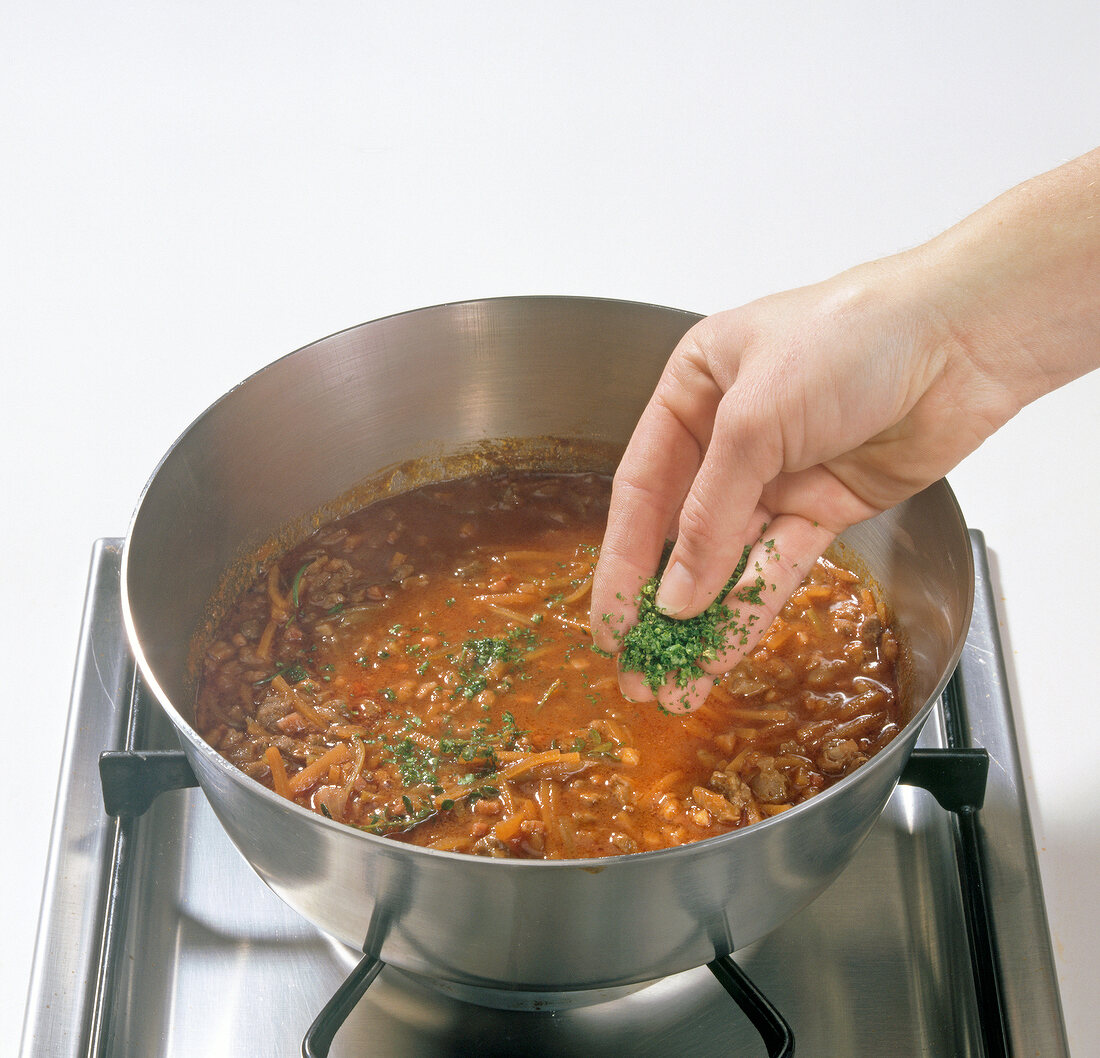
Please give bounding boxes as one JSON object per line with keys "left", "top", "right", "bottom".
{"left": 909, "top": 150, "right": 1100, "bottom": 416}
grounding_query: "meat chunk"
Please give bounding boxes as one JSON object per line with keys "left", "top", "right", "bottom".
{"left": 708, "top": 769, "right": 754, "bottom": 813}
{"left": 471, "top": 834, "right": 510, "bottom": 858}
{"left": 693, "top": 784, "right": 743, "bottom": 823}
{"left": 818, "top": 738, "right": 868, "bottom": 776}
{"left": 255, "top": 690, "right": 293, "bottom": 729}
{"left": 303, "top": 557, "right": 358, "bottom": 612}
{"left": 748, "top": 757, "right": 790, "bottom": 804}
{"left": 860, "top": 614, "right": 884, "bottom": 643}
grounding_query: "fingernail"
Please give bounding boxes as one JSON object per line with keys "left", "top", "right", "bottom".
{"left": 655, "top": 561, "right": 694, "bottom": 616}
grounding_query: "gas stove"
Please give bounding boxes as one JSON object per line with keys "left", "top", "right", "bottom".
{"left": 21, "top": 532, "right": 1067, "bottom": 1056}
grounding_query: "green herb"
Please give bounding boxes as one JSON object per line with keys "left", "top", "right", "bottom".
{"left": 253, "top": 661, "right": 311, "bottom": 686}
{"left": 355, "top": 776, "right": 503, "bottom": 836}
{"left": 451, "top": 628, "right": 535, "bottom": 699}
{"left": 616, "top": 544, "right": 753, "bottom": 694}
{"left": 357, "top": 800, "right": 439, "bottom": 835}
{"left": 567, "top": 727, "right": 619, "bottom": 759}
{"left": 290, "top": 561, "right": 311, "bottom": 609}
{"left": 466, "top": 785, "right": 501, "bottom": 805}
{"left": 735, "top": 576, "right": 766, "bottom": 606}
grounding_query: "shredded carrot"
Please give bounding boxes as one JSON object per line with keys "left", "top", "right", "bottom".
{"left": 724, "top": 707, "right": 794, "bottom": 722}
{"left": 484, "top": 603, "right": 540, "bottom": 627}
{"left": 831, "top": 713, "right": 885, "bottom": 740}
{"left": 678, "top": 715, "right": 710, "bottom": 738}
{"left": 549, "top": 612, "right": 591, "bottom": 635}
{"left": 493, "top": 810, "right": 528, "bottom": 843}
{"left": 331, "top": 724, "right": 369, "bottom": 739}
{"left": 267, "top": 565, "right": 289, "bottom": 614}
{"left": 271, "top": 675, "right": 327, "bottom": 727}
{"left": 288, "top": 743, "right": 351, "bottom": 795}
{"left": 652, "top": 769, "right": 683, "bottom": 795}
{"left": 536, "top": 678, "right": 563, "bottom": 710}
{"left": 728, "top": 746, "right": 763, "bottom": 773}
{"left": 256, "top": 619, "right": 277, "bottom": 662}
{"left": 763, "top": 623, "right": 793, "bottom": 653}
{"left": 265, "top": 746, "right": 290, "bottom": 799}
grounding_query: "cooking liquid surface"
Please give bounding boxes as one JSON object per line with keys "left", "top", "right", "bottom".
{"left": 196, "top": 472, "right": 902, "bottom": 858}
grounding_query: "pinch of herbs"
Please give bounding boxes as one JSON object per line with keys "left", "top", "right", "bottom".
{"left": 616, "top": 545, "right": 752, "bottom": 693}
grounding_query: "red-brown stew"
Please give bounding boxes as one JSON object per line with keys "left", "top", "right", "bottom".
{"left": 196, "top": 472, "right": 903, "bottom": 858}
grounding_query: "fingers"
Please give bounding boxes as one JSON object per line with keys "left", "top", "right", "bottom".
{"left": 617, "top": 668, "right": 655, "bottom": 704}
{"left": 656, "top": 675, "right": 715, "bottom": 715}
{"left": 653, "top": 383, "right": 785, "bottom": 620}
{"left": 590, "top": 328, "right": 728, "bottom": 654}
{"left": 616, "top": 662, "right": 715, "bottom": 713}
{"left": 612, "top": 514, "right": 835, "bottom": 712}
{"left": 699, "top": 514, "right": 835, "bottom": 676}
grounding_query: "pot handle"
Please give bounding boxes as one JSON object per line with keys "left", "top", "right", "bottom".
{"left": 99, "top": 749, "right": 198, "bottom": 818}
{"left": 898, "top": 746, "right": 989, "bottom": 812}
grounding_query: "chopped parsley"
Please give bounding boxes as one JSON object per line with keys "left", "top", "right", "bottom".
{"left": 353, "top": 708, "right": 529, "bottom": 835}
{"left": 616, "top": 544, "right": 757, "bottom": 694}
{"left": 452, "top": 628, "right": 535, "bottom": 699}
{"left": 253, "top": 661, "right": 311, "bottom": 686}
{"left": 290, "top": 561, "right": 311, "bottom": 609}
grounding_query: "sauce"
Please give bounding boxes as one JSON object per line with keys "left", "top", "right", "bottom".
{"left": 196, "top": 472, "right": 903, "bottom": 858}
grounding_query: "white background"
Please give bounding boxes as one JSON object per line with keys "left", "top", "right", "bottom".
{"left": 4, "top": 2, "right": 1098, "bottom": 1052}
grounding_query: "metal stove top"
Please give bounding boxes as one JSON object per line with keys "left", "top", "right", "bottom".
{"left": 21, "top": 533, "right": 1067, "bottom": 1057}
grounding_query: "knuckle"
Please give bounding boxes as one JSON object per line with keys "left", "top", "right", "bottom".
{"left": 674, "top": 492, "right": 719, "bottom": 553}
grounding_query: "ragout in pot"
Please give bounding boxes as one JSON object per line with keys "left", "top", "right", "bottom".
{"left": 196, "top": 471, "right": 903, "bottom": 859}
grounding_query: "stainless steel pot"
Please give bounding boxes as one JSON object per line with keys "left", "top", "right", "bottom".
{"left": 122, "top": 296, "right": 973, "bottom": 993}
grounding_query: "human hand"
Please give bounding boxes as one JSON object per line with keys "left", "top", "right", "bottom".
{"left": 590, "top": 254, "right": 999, "bottom": 709}
{"left": 591, "top": 146, "right": 1100, "bottom": 711}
